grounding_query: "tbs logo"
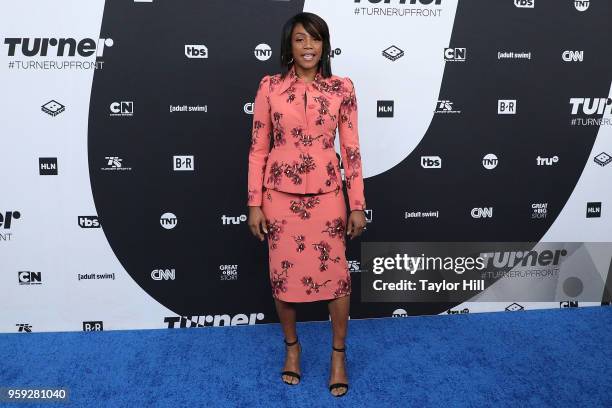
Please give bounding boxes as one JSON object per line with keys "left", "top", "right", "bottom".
{"left": 421, "top": 156, "right": 441, "bottom": 169}
{"left": 78, "top": 216, "right": 100, "bottom": 228}
{"left": 444, "top": 48, "right": 466, "bottom": 62}
{"left": 514, "top": 0, "right": 534, "bottom": 8}
{"left": 185, "top": 44, "right": 208, "bottom": 58}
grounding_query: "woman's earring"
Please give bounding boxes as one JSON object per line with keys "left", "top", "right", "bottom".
{"left": 288, "top": 57, "right": 294, "bottom": 64}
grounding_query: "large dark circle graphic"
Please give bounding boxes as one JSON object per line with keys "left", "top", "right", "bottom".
{"left": 88, "top": 1, "right": 612, "bottom": 320}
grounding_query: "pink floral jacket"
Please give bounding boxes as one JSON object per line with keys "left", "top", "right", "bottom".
{"left": 247, "top": 64, "right": 366, "bottom": 211}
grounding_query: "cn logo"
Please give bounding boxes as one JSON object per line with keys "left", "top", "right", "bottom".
{"left": 562, "top": 50, "right": 584, "bottom": 62}
{"left": 254, "top": 43, "right": 272, "bottom": 61}
{"left": 514, "top": 0, "right": 534, "bottom": 8}
{"left": 444, "top": 47, "right": 466, "bottom": 61}
{"left": 110, "top": 101, "right": 133, "bottom": 116}
{"left": 421, "top": 156, "right": 441, "bottom": 169}
{"left": 185, "top": 44, "right": 208, "bottom": 58}
{"left": 471, "top": 207, "right": 493, "bottom": 218}
{"left": 18, "top": 271, "right": 42, "bottom": 285}
{"left": 498, "top": 100, "right": 517, "bottom": 114}
{"left": 151, "top": 269, "right": 176, "bottom": 280}
{"left": 160, "top": 212, "right": 178, "bottom": 229}
{"left": 173, "top": 155, "right": 194, "bottom": 171}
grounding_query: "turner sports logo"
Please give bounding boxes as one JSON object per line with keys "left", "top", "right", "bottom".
{"left": 4, "top": 37, "right": 114, "bottom": 57}
{"left": 164, "top": 313, "right": 265, "bottom": 328}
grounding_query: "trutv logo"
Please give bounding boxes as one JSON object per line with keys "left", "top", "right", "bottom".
{"left": 4, "top": 37, "right": 113, "bottom": 57}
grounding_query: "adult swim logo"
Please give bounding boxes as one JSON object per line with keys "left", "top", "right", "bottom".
{"left": 570, "top": 98, "right": 612, "bottom": 126}
{"left": 4, "top": 37, "right": 113, "bottom": 70}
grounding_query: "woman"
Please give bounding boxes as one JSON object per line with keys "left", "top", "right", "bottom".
{"left": 247, "top": 12, "right": 366, "bottom": 397}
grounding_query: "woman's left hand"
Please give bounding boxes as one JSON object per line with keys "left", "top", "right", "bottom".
{"left": 346, "top": 210, "right": 367, "bottom": 240}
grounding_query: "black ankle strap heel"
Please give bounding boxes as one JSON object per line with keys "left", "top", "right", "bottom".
{"left": 329, "top": 345, "right": 349, "bottom": 397}
{"left": 281, "top": 337, "right": 301, "bottom": 385}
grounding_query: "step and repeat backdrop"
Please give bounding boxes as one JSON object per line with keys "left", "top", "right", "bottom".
{"left": 1, "top": 0, "right": 611, "bottom": 333}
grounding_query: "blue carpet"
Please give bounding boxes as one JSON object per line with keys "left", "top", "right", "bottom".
{"left": 1, "top": 307, "right": 611, "bottom": 407}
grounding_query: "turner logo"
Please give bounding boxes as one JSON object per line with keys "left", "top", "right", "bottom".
{"left": 151, "top": 269, "right": 175, "bottom": 280}
{"left": 185, "top": 44, "right": 208, "bottom": 58}
{"left": 574, "top": 0, "right": 589, "bottom": 11}
{"left": 160, "top": 212, "right": 177, "bottom": 229}
{"left": 4, "top": 37, "right": 114, "bottom": 57}
{"left": 78, "top": 216, "right": 100, "bottom": 228}
{"left": 569, "top": 98, "right": 612, "bottom": 115}
{"left": 18, "top": 271, "right": 42, "bottom": 285}
{"left": 421, "top": 156, "right": 441, "bottom": 168}
{"left": 0, "top": 211, "right": 21, "bottom": 229}
{"left": 164, "top": 313, "right": 265, "bottom": 328}
{"left": 498, "top": 100, "right": 516, "bottom": 114}
{"left": 514, "top": 0, "right": 534, "bottom": 8}
{"left": 444, "top": 47, "right": 466, "bottom": 61}
{"left": 355, "top": 0, "right": 442, "bottom": 5}
{"left": 562, "top": 50, "right": 583, "bottom": 62}
{"left": 110, "top": 101, "right": 133, "bottom": 116}
{"left": 471, "top": 207, "right": 493, "bottom": 218}
{"left": 254, "top": 43, "right": 272, "bottom": 61}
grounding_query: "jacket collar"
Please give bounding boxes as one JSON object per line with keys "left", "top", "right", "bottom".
{"left": 277, "top": 64, "right": 325, "bottom": 94}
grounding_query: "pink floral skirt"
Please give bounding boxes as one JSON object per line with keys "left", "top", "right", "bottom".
{"left": 261, "top": 186, "right": 352, "bottom": 302}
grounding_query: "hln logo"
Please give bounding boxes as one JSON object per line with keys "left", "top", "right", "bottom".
{"left": 586, "top": 202, "right": 601, "bottom": 218}
{"left": 376, "top": 101, "right": 394, "bottom": 117}
{"left": 18, "top": 271, "right": 42, "bottom": 285}
{"left": 83, "top": 321, "right": 104, "bottom": 331}
{"left": 151, "top": 269, "right": 176, "bottom": 280}
{"left": 498, "top": 100, "right": 517, "bottom": 114}
{"left": 173, "top": 155, "right": 194, "bottom": 171}
{"left": 39, "top": 157, "right": 58, "bottom": 175}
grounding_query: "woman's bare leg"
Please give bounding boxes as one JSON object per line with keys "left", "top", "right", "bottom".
{"left": 274, "top": 298, "right": 301, "bottom": 384}
{"left": 327, "top": 294, "right": 350, "bottom": 395}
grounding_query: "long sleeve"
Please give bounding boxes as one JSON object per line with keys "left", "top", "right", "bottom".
{"left": 247, "top": 75, "right": 272, "bottom": 206}
{"left": 338, "top": 77, "right": 366, "bottom": 211}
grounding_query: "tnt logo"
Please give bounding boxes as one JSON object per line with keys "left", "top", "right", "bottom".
{"left": 18, "top": 271, "right": 42, "bottom": 285}
{"left": 0, "top": 211, "right": 21, "bottom": 229}
{"left": 562, "top": 50, "right": 583, "bottom": 62}
{"left": 391, "top": 309, "right": 408, "bottom": 318}
{"left": 444, "top": 47, "right": 466, "bottom": 61}
{"left": 83, "top": 321, "right": 104, "bottom": 331}
{"left": 498, "top": 99, "right": 517, "bottom": 114}
{"left": 482, "top": 153, "right": 498, "bottom": 169}
{"left": 254, "top": 43, "right": 272, "bottom": 61}
{"left": 471, "top": 207, "right": 493, "bottom": 218}
{"left": 185, "top": 44, "right": 208, "bottom": 58}
{"left": 110, "top": 101, "right": 133, "bottom": 116}
{"left": 574, "top": 0, "right": 589, "bottom": 12}
{"left": 78, "top": 216, "right": 100, "bottom": 228}
{"left": 160, "top": 212, "right": 178, "bottom": 229}
{"left": 421, "top": 156, "right": 441, "bottom": 169}
{"left": 173, "top": 155, "right": 194, "bottom": 171}
{"left": 39, "top": 157, "right": 58, "bottom": 175}
{"left": 151, "top": 269, "right": 176, "bottom": 280}
{"left": 514, "top": 0, "right": 534, "bottom": 8}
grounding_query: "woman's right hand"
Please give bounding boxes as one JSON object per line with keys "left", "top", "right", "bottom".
{"left": 248, "top": 206, "right": 268, "bottom": 242}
